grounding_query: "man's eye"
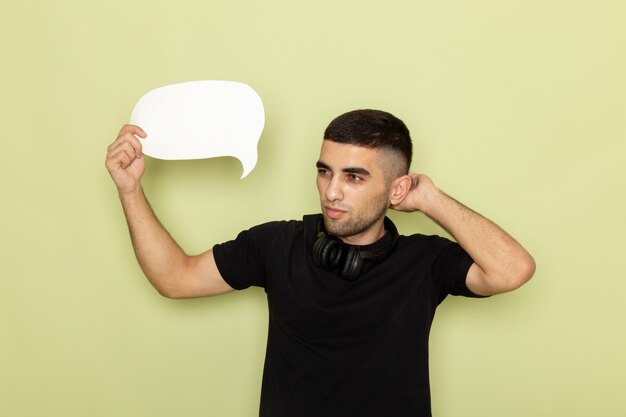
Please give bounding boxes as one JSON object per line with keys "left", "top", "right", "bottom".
{"left": 347, "top": 174, "right": 362, "bottom": 182}
{"left": 318, "top": 169, "right": 331, "bottom": 176}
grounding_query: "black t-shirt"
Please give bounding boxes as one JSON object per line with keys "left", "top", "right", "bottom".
{"left": 213, "top": 214, "right": 480, "bottom": 417}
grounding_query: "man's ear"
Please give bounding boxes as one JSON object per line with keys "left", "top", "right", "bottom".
{"left": 389, "top": 175, "right": 413, "bottom": 206}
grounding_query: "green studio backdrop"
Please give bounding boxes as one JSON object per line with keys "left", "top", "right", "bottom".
{"left": 1, "top": 0, "right": 625, "bottom": 416}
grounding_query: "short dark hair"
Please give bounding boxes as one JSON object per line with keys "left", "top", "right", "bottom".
{"left": 323, "top": 109, "right": 413, "bottom": 174}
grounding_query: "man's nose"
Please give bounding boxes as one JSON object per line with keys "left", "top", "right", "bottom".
{"left": 325, "top": 177, "right": 343, "bottom": 201}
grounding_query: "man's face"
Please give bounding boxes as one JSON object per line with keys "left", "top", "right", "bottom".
{"left": 316, "top": 140, "right": 392, "bottom": 245}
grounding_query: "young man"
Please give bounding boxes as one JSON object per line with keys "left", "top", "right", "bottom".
{"left": 105, "top": 109, "right": 535, "bottom": 417}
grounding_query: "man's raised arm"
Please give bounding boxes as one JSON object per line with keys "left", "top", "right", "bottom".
{"left": 391, "top": 173, "right": 536, "bottom": 296}
{"left": 105, "top": 124, "right": 234, "bottom": 298}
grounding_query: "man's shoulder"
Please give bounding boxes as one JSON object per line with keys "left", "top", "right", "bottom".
{"left": 245, "top": 214, "right": 320, "bottom": 237}
{"left": 397, "top": 231, "right": 458, "bottom": 251}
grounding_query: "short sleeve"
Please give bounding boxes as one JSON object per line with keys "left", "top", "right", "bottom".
{"left": 431, "top": 240, "right": 485, "bottom": 299}
{"left": 212, "top": 222, "right": 282, "bottom": 290}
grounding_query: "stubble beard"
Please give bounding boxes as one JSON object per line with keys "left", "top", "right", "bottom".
{"left": 323, "top": 192, "right": 390, "bottom": 239}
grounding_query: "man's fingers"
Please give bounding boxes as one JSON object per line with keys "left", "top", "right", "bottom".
{"left": 111, "top": 124, "right": 147, "bottom": 157}
{"left": 118, "top": 124, "right": 147, "bottom": 138}
{"left": 110, "top": 140, "right": 139, "bottom": 159}
{"left": 106, "top": 148, "right": 134, "bottom": 170}
{"left": 108, "top": 130, "right": 144, "bottom": 158}
{"left": 117, "top": 153, "right": 132, "bottom": 169}
{"left": 106, "top": 125, "right": 147, "bottom": 172}
{"left": 105, "top": 125, "right": 148, "bottom": 193}
{"left": 107, "top": 143, "right": 135, "bottom": 167}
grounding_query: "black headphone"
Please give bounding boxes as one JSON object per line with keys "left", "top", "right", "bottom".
{"left": 312, "top": 218, "right": 399, "bottom": 281}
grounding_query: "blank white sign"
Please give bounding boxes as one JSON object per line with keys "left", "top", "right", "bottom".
{"left": 130, "top": 80, "right": 265, "bottom": 178}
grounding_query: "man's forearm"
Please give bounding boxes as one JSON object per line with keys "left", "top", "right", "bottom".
{"left": 119, "top": 188, "right": 190, "bottom": 297}
{"left": 421, "top": 188, "right": 535, "bottom": 294}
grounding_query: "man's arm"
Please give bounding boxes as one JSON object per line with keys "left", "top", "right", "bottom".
{"left": 105, "top": 124, "right": 234, "bottom": 298}
{"left": 391, "top": 174, "right": 535, "bottom": 296}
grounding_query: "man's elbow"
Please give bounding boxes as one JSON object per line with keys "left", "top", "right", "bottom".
{"left": 148, "top": 257, "right": 196, "bottom": 299}
{"left": 146, "top": 271, "right": 191, "bottom": 299}
{"left": 505, "top": 254, "right": 536, "bottom": 292}
{"left": 154, "top": 282, "right": 187, "bottom": 299}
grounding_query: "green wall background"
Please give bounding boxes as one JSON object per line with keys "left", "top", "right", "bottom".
{"left": 2, "top": 0, "right": 624, "bottom": 416}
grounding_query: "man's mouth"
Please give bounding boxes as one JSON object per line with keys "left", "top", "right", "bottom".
{"left": 324, "top": 205, "right": 347, "bottom": 220}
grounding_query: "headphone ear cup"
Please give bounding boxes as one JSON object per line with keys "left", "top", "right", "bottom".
{"left": 312, "top": 217, "right": 399, "bottom": 281}
{"left": 313, "top": 234, "right": 344, "bottom": 270}
{"left": 340, "top": 247, "right": 363, "bottom": 281}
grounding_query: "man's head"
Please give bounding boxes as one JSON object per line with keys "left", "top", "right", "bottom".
{"left": 317, "top": 110, "right": 414, "bottom": 245}
{"left": 323, "top": 109, "right": 412, "bottom": 180}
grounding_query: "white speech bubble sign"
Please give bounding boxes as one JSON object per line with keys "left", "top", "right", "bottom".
{"left": 130, "top": 80, "right": 265, "bottom": 179}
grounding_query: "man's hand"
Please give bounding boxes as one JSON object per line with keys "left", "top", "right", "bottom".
{"left": 105, "top": 124, "right": 147, "bottom": 195}
{"left": 390, "top": 173, "right": 439, "bottom": 214}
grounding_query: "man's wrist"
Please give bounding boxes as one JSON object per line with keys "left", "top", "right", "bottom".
{"left": 118, "top": 185, "right": 144, "bottom": 202}
{"left": 416, "top": 186, "right": 446, "bottom": 218}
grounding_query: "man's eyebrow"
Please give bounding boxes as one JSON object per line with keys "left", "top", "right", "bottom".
{"left": 316, "top": 161, "right": 370, "bottom": 177}
{"left": 342, "top": 167, "right": 371, "bottom": 176}
{"left": 316, "top": 161, "right": 331, "bottom": 170}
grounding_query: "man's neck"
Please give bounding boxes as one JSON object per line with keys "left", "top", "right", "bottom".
{"left": 339, "top": 219, "right": 387, "bottom": 246}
